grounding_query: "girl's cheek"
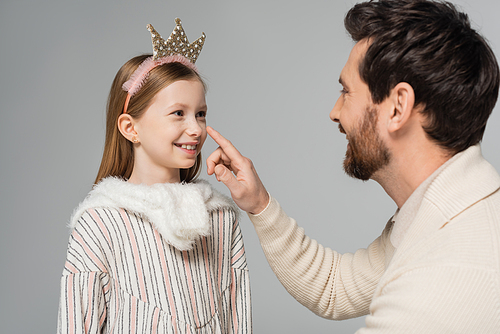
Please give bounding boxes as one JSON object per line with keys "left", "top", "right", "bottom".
{"left": 199, "top": 132, "right": 208, "bottom": 149}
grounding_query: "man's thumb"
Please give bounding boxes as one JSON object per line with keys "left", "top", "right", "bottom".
{"left": 214, "top": 165, "right": 236, "bottom": 188}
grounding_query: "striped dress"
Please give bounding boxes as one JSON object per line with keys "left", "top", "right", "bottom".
{"left": 57, "top": 178, "right": 252, "bottom": 333}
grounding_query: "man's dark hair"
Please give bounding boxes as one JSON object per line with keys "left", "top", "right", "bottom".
{"left": 345, "top": 0, "right": 499, "bottom": 153}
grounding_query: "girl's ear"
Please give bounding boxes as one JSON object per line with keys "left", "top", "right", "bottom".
{"left": 118, "top": 114, "right": 139, "bottom": 143}
{"left": 387, "top": 82, "right": 415, "bottom": 133}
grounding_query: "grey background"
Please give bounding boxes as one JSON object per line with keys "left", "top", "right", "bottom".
{"left": 1, "top": 0, "right": 499, "bottom": 333}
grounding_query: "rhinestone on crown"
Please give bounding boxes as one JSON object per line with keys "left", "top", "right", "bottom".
{"left": 147, "top": 18, "right": 206, "bottom": 63}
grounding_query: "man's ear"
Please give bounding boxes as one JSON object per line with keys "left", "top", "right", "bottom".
{"left": 387, "top": 82, "right": 416, "bottom": 133}
{"left": 117, "top": 114, "right": 139, "bottom": 143}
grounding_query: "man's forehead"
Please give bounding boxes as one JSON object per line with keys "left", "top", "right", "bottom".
{"left": 339, "top": 40, "right": 369, "bottom": 85}
{"left": 352, "top": 39, "right": 370, "bottom": 58}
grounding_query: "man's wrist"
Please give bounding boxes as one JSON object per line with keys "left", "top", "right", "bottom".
{"left": 249, "top": 192, "right": 271, "bottom": 216}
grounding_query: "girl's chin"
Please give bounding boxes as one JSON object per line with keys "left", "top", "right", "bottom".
{"left": 179, "top": 161, "right": 197, "bottom": 169}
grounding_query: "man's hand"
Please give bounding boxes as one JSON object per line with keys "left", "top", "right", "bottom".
{"left": 206, "top": 126, "right": 270, "bottom": 215}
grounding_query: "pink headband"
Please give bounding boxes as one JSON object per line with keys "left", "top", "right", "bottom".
{"left": 121, "top": 55, "right": 198, "bottom": 114}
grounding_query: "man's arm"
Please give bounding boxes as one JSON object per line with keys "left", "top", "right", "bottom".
{"left": 249, "top": 195, "right": 392, "bottom": 319}
{"left": 206, "top": 127, "right": 392, "bottom": 319}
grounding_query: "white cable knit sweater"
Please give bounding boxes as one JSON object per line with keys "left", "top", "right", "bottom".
{"left": 249, "top": 144, "right": 500, "bottom": 333}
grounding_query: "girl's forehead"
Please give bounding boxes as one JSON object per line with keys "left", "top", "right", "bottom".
{"left": 151, "top": 80, "right": 206, "bottom": 107}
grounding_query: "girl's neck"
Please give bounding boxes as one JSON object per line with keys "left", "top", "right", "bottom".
{"left": 127, "top": 166, "right": 181, "bottom": 185}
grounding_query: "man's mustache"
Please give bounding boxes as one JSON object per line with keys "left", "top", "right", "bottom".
{"left": 338, "top": 123, "right": 346, "bottom": 134}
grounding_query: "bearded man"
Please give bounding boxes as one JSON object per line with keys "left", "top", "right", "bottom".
{"left": 207, "top": 0, "right": 500, "bottom": 332}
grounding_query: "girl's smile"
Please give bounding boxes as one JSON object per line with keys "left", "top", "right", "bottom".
{"left": 175, "top": 142, "right": 200, "bottom": 154}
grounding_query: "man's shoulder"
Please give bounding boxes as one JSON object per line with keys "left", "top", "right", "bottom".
{"left": 394, "top": 190, "right": 500, "bottom": 275}
{"left": 424, "top": 145, "right": 500, "bottom": 221}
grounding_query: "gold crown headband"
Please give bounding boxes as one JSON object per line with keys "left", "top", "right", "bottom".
{"left": 122, "top": 18, "right": 206, "bottom": 113}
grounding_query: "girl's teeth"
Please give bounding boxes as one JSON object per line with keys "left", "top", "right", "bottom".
{"left": 181, "top": 144, "right": 196, "bottom": 150}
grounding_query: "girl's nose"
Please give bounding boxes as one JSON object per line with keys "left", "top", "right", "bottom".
{"left": 185, "top": 117, "right": 203, "bottom": 137}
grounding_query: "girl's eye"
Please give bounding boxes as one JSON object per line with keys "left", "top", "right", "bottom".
{"left": 196, "top": 111, "right": 207, "bottom": 118}
{"left": 173, "top": 110, "right": 183, "bottom": 116}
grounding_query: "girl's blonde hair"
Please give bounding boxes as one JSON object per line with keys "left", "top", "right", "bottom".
{"left": 94, "top": 54, "right": 206, "bottom": 185}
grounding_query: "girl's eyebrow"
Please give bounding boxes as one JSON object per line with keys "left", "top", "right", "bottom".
{"left": 167, "top": 103, "right": 208, "bottom": 110}
{"left": 167, "top": 103, "right": 189, "bottom": 109}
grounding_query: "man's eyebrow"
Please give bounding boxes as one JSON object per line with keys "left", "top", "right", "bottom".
{"left": 338, "top": 76, "right": 348, "bottom": 89}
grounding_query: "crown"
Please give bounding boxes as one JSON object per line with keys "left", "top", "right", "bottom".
{"left": 121, "top": 18, "right": 206, "bottom": 114}
{"left": 147, "top": 18, "right": 206, "bottom": 63}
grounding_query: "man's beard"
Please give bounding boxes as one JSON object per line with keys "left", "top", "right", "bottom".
{"left": 340, "top": 106, "right": 391, "bottom": 181}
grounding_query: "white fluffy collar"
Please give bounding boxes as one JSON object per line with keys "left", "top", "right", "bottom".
{"left": 70, "top": 177, "right": 238, "bottom": 250}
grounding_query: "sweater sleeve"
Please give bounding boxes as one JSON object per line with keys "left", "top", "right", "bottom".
{"left": 248, "top": 195, "right": 393, "bottom": 320}
{"left": 57, "top": 272, "right": 109, "bottom": 334}
{"left": 57, "top": 214, "right": 110, "bottom": 334}
{"left": 228, "top": 213, "right": 252, "bottom": 334}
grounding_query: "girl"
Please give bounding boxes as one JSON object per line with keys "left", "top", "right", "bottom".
{"left": 57, "top": 19, "right": 251, "bottom": 333}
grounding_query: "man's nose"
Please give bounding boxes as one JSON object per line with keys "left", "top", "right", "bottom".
{"left": 329, "top": 96, "right": 342, "bottom": 123}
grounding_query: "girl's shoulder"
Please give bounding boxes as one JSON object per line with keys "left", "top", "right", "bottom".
{"left": 68, "top": 177, "right": 128, "bottom": 230}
